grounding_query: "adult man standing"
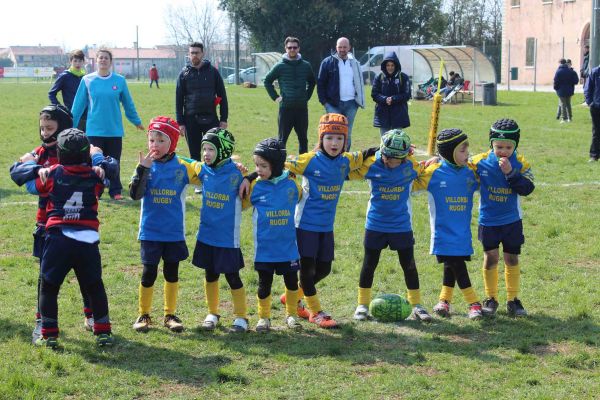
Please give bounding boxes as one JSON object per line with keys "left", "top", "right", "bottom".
{"left": 581, "top": 45, "right": 590, "bottom": 88}
{"left": 317, "top": 37, "right": 365, "bottom": 150}
{"left": 264, "top": 37, "right": 316, "bottom": 154}
{"left": 553, "top": 58, "right": 579, "bottom": 123}
{"left": 176, "top": 42, "right": 228, "bottom": 161}
{"left": 149, "top": 64, "right": 159, "bottom": 88}
{"left": 584, "top": 65, "right": 600, "bottom": 162}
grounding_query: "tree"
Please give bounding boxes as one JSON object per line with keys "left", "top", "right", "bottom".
{"left": 0, "top": 58, "right": 13, "bottom": 67}
{"left": 164, "top": 0, "right": 226, "bottom": 58}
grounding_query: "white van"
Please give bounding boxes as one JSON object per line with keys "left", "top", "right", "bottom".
{"left": 358, "top": 45, "right": 438, "bottom": 86}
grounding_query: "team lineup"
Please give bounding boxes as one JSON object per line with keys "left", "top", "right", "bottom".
{"left": 9, "top": 40, "right": 534, "bottom": 349}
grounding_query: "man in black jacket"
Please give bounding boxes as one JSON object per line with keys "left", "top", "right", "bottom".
{"left": 176, "top": 42, "right": 229, "bottom": 162}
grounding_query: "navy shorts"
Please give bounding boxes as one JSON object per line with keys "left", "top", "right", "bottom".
{"left": 478, "top": 220, "right": 524, "bottom": 255}
{"left": 436, "top": 255, "right": 471, "bottom": 263}
{"left": 296, "top": 229, "right": 334, "bottom": 262}
{"left": 41, "top": 229, "right": 102, "bottom": 286}
{"left": 192, "top": 241, "right": 245, "bottom": 274}
{"left": 255, "top": 260, "right": 300, "bottom": 275}
{"left": 364, "top": 229, "right": 414, "bottom": 250}
{"left": 32, "top": 225, "right": 46, "bottom": 259}
{"left": 140, "top": 240, "right": 189, "bottom": 265}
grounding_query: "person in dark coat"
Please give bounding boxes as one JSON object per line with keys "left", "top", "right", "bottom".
{"left": 48, "top": 49, "right": 87, "bottom": 130}
{"left": 553, "top": 58, "right": 579, "bottom": 123}
{"left": 149, "top": 64, "right": 159, "bottom": 88}
{"left": 371, "top": 52, "right": 411, "bottom": 136}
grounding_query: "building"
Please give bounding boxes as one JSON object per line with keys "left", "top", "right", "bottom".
{"left": 502, "top": 0, "right": 590, "bottom": 86}
{"left": 87, "top": 47, "right": 180, "bottom": 79}
{"left": 5, "top": 46, "right": 66, "bottom": 67}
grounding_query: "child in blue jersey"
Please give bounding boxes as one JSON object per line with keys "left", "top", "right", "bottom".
{"left": 10, "top": 105, "right": 97, "bottom": 343}
{"left": 349, "top": 130, "right": 432, "bottom": 322}
{"left": 192, "top": 128, "right": 249, "bottom": 333}
{"left": 26, "top": 129, "right": 114, "bottom": 348}
{"left": 129, "top": 116, "right": 201, "bottom": 333}
{"left": 414, "top": 128, "right": 483, "bottom": 320}
{"left": 285, "top": 113, "right": 368, "bottom": 328}
{"left": 242, "top": 138, "right": 304, "bottom": 332}
{"left": 470, "top": 119, "right": 534, "bottom": 317}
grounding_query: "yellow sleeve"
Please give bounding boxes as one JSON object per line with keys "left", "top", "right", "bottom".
{"left": 517, "top": 154, "right": 534, "bottom": 183}
{"left": 343, "top": 150, "right": 365, "bottom": 172}
{"left": 241, "top": 179, "right": 257, "bottom": 210}
{"left": 285, "top": 152, "right": 314, "bottom": 176}
{"left": 348, "top": 155, "right": 376, "bottom": 180}
{"left": 412, "top": 162, "right": 440, "bottom": 192}
{"left": 180, "top": 158, "right": 203, "bottom": 186}
{"left": 468, "top": 151, "right": 489, "bottom": 174}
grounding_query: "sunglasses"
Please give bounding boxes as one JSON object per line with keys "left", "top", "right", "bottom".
{"left": 286, "top": 46, "right": 299, "bottom": 50}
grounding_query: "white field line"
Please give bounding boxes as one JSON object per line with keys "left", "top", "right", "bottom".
{"left": 2, "top": 181, "right": 598, "bottom": 207}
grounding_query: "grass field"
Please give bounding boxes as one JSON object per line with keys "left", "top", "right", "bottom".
{"left": 0, "top": 81, "right": 598, "bottom": 399}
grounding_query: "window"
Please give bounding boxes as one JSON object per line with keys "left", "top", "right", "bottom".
{"left": 525, "top": 38, "right": 535, "bottom": 67}
{"left": 511, "top": 0, "right": 520, "bottom": 6}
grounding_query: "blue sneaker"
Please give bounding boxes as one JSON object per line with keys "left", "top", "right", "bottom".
{"left": 96, "top": 333, "right": 114, "bottom": 347}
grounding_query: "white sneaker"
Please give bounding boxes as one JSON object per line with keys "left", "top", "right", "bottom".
{"left": 255, "top": 318, "right": 271, "bottom": 333}
{"left": 285, "top": 315, "right": 303, "bottom": 331}
{"left": 408, "top": 305, "right": 433, "bottom": 322}
{"left": 201, "top": 314, "right": 220, "bottom": 331}
{"left": 353, "top": 304, "right": 370, "bottom": 321}
{"left": 229, "top": 317, "right": 249, "bottom": 333}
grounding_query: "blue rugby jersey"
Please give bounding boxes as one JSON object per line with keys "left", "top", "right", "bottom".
{"left": 413, "top": 161, "right": 479, "bottom": 256}
{"left": 470, "top": 150, "right": 534, "bottom": 226}
{"left": 137, "top": 156, "right": 201, "bottom": 241}
{"left": 349, "top": 152, "right": 421, "bottom": 233}
{"left": 195, "top": 159, "right": 243, "bottom": 248}
{"left": 286, "top": 150, "right": 363, "bottom": 232}
{"left": 243, "top": 171, "right": 302, "bottom": 262}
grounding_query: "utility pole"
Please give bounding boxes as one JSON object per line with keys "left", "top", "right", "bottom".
{"left": 136, "top": 25, "right": 140, "bottom": 81}
{"left": 592, "top": 0, "right": 600, "bottom": 68}
{"left": 234, "top": 13, "right": 240, "bottom": 85}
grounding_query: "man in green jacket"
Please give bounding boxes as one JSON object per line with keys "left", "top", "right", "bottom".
{"left": 264, "top": 36, "right": 316, "bottom": 154}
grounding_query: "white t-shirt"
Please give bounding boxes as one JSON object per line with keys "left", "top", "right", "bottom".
{"left": 338, "top": 59, "right": 355, "bottom": 101}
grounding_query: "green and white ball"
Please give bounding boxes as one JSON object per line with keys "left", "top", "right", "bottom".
{"left": 369, "top": 294, "right": 412, "bottom": 322}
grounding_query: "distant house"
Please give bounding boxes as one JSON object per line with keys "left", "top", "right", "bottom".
{"left": 87, "top": 47, "right": 180, "bottom": 79}
{"left": 502, "top": 0, "right": 590, "bottom": 86}
{"left": 6, "top": 46, "right": 65, "bottom": 67}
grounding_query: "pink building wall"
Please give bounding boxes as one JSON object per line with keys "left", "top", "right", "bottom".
{"left": 502, "top": 0, "right": 590, "bottom": 85}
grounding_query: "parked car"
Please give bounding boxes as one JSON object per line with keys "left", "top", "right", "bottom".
{"left": 227, "top": 67, "right": 257, "bottom": 84}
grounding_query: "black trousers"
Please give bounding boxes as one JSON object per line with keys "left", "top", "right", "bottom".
{"left": 183, "top": 114, "right": 220, "bottom": 161}
{"left": 278, "top": 106, "right": 308, "bottom": 154}
{"left": 88, "top": 136, "right": 122, "bottom": 197}
{"left": 590, "top": 106, "right": 600, "bottom": 159}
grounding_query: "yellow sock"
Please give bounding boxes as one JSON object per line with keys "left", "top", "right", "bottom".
{"left": 505, "top": 264, "right": 520, "bottom": 300}
{"left": 257, "top": 295, "right": 272, "bottom": 319}
{"left": 284, "top": 288, "right": 299, "bottom": 316}
{"left": 439, "top": 285, "right": 454, "bottom": 303}
{"left": 163, "top": 281, "right": 179, "bottom": 316}
{"left": 297, "top": 286, "right": 304, "bottom": 300}
{"left": 138, "top": 284, "right": 154, "bottom": 315}
{"left": 304, "top": 294, "right": 322, "bottom": 314}
{"left": 407, "top": 289, "right": 421, "bottom": 306}
{"left": 461, "top": 287, "right": 479, "bottom": 305}
{"left": 204, "top": 279, "right": 219, "bottom": 315}
{"left": 358, "top": 287, "right": 372, "bottom": 306}
{"left": 483, "top": 266, "right": 499, "bottom": 299}
{"left": 231, "top": 287, "right": 247, "bottom": 319}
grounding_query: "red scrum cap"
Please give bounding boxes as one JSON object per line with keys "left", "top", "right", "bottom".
{"left": 148, "top": 116, "right": 180, "bottom": 153}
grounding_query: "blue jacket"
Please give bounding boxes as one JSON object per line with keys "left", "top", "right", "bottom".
{"left": 371, "top": 52, "right": 411, "bottom": 129}
{"left": 584, "top": 66, "right": 600, "bottom": 107}
{"left": 553, "top": 64, "right": 579, "bottom": 97}
{"left": 48, "top": 70, "right": 83, "bottom": 110}
{"left": 317, "top": 53, "right": 365, "bottom": 108}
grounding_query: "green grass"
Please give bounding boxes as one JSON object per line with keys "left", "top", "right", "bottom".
{"left": 1, "top": 81, "right": 599, "bottom": 399}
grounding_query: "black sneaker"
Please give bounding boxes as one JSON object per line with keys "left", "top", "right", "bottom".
{"left": 507, "top": 298, "right": 527, "bottom": 317}
{"left": 482, "top": 297, "right": 499, "bottom": 316}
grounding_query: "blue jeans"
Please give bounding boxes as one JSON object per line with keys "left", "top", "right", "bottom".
{"left": 325, "top": 100, "right": 358, "bottom": 151}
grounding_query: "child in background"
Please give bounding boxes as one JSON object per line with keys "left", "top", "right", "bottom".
{"left": 413, "top": 128, "right": 483, "bottom": 320}
{"left": 48, "top": 50, "right": 87, "bottom": 130}
{"left": 27, "top": 129, "right": 114, "bottom": 348}
{"left": 129, "top": 116, "right": 201, "bottom": 332}
{"left": 283, "top": 113, "right": 368, "bottom": 328}
{"left": 9, "top": 105, "right": 95, "bottom": 342}
{"left": 192, "top": 128, "right": 249, "bottom": 333}
{"left": 470, "top": 119, "right": 534, "bottom": 317}
{"left": 242, "top": 138, "right": 304, "bottom": 332}
{"left": 349, "top": 130, "right": 432, "bottom": 322}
